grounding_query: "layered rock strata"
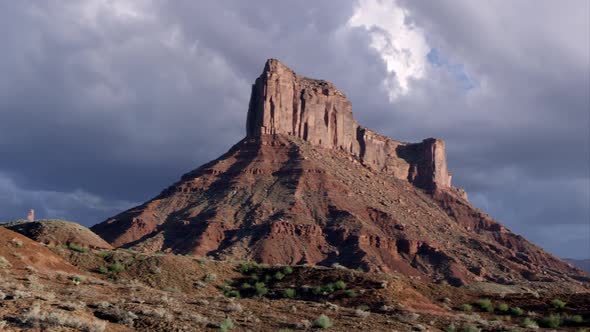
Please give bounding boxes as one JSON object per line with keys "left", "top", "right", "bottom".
{"left": 246, "top": 59, "right": 455, "bottom": 192}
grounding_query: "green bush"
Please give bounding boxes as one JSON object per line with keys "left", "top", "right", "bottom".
{"left": 322, "top": 283, "right": 335, "bottom": 293}
{"left": 344, "top": 289, "right": 357, "bottom": 298}
{"left": 519, "top": 318, "right": 537, "bottom": 328}
{"left": 68, "top": 243, "right": 88, "bottom": 253}
{"left": 509, "top": 307, "right": 524, "bottom": 316}
{"left": 476, "top": 298, "right": 494, "bottom": 312}
{"left": 219, "top": 318, "right": 234, "bottom": 332}
{"left": 538, "top": 314, "right": 562, "bottom": 328}
{"left": 254, "top": 282, "right": 268, "bottom": 297}
{"left": 97, "top": 251, "right": 110, "bottom": 258}
{"left": 71, "top": 275, "right": 84, "bottom": 285}
{"left": 313, "top": 314, "right": 333, "bottom": 329}
{"left": 97, "top": 266, "right": 108, "bottom": 274}
{"left": 458, "top": 304, "right": 473, "bottom": 312}
{"left": 283, "top": 266, "right": 294, "bottom": 275}
{"left": 497, "top": 303, "right": 509, "bottom": 312}
{"left": 565, "top": 315, "right": 584, "bottom": 325}
{"left": 223, "top": 289, "right": 240, "bottom": 298}
{"left": 334, "top": 280, "right": 346, "bottom": 290}
{"left": 274, "top": 271, "right": 285, "bottom": 281}
{"left": 240, "top": 283, "right": 252, "bottom": 290}
{"left": 461, "top": 324, "right": 478, "bottom": 332}
{"left": 443, "top": 323, "right": 456, "bottom": 332}
{"left": 282, "top": 288, "right": 296, "bottom": 298}
{"left": 312, "top": 286, "right": 323, "bottom": 295}
{"left": 550, "top": 298, "right": 566, "bottom": 309}
{"left": 238, "top": 262, "right": 258, "bottom": 274}
{"left": 108, "top": 262, "right": 125, "bottom": 273}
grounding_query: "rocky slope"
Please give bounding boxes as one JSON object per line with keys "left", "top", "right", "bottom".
{"left": 91, "top": 59, "right": 587, "bottom": 286}
{"left": 3, "top": 219, "right": 112, "bottom": 250}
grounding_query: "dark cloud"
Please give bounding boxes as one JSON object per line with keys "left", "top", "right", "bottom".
{"left": 0, "top": 1, "right": 587, "bottom": 258}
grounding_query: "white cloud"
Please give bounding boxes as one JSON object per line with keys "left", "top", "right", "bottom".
{"left": 349, "top": 0, "right": 430, "bottom": 98}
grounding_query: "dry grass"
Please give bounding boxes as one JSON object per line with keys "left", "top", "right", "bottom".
{"left": 21, "top": 303, "right": 106, "bottom": 332}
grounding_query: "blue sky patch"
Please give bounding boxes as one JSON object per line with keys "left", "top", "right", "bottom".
{"left": 427, "top": 48, "right": 476, "bottom": 90}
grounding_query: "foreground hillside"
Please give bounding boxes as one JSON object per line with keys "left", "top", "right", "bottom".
{"left": 0, "top": 229, "right": 588, "bottom": 331}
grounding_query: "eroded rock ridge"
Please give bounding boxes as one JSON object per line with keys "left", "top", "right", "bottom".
{"left": 246, "top": 59, "right": 458, "bottom": 194}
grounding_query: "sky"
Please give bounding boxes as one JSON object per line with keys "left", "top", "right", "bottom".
{"left": 0, "top": 0, "right": 588, "bottom": 259}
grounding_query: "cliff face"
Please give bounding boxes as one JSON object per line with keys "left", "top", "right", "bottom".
{"left": 246, "top": 59, "right": 455, "bottom": 193}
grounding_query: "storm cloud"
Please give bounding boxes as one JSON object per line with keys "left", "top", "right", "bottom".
{"left": 0, "top": 1, "right": 588, "bottom": 258}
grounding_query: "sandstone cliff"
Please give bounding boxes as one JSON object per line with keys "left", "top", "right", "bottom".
{"left": 247, "top": 59, "right": 459, "bottom": 193}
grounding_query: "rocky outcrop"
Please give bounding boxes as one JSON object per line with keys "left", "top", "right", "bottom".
{"left": 3, "top": 219, "right": 112, "bottom": 249}
{"left": 246, "top": 59, "right": 458, "bottom": 193}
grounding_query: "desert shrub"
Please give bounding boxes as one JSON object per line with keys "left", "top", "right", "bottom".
{"left": 476, "top": 298, "right": 494, "bottom": 312}
{"left": 274, "top": 271, "right": 285, "bottom": 281}
{"left": 509, "top": 307, "right": 524, "bottom": 316}
{"left": 538, "top": 314, "right": 562, "bottom": 328}
{"left": 282, "top": 288, "right": 296, "bottom": 298}
{"left": 443, "top": 323, "right": 456, "bottom": 332}
{"left": 68, "top": 243, "right": 88, "bottom": 253}
{"left": 71, "top": 275, "right": 84, "bottom": 285}
{"left": 21, "top": 303, "right": 106, "bottom": 332}
{"left": 138, "top": 307, "right": 173, "bottom": 321}
{"left": 334, "top": 280, "right": 346, "bottom": 290}
{"left": 221, "top": 284, "right": 240, "bottom": 298}
{"left": 550, "top": 298, "right": 566, "bottom": 309}
{"left": 458, "top": 304, "right": 473, "bottom": 312}
{"left": 461, "top": 325, "right": 479, "bottom": 332}
{"left": 497, "top": 303, "right": 509, "bottom": 312}
{"left": 357, "top": 304, "right": 370, "bottom": 311}
{"left": 519, "top": 318, "right": 537, "bottom": 328}
{"left": 254, "top": 282, "right": 268, "bottom": 297}
{"left": 225, "top": 303, "right": 242, "bottom": 313}
{"left": 97, "top": 266, "right": 108, "bottom": 274}
{"left": 240, "top": 283, "right": 252, "bottom": 290}
{"left": 11, "top": 238, "right": 23, "bottom": 247}
{"left": 354, "top": 308, "right": 370, "bottom": 319}
{"left": 97, "top": 251, "right": 110, "bottom": 258}
{"left": 60, "top": 301, "right": 86, "bottom": 311}
{"left": 312, "top": 286, "right": 323, "bottom": 295}
{"left": 189, "top": 313, "right": 208, "bottom": 325}
{"left": 108, "top": 262, "right": 124, "bottom": 273}
{"left": 331, "top": 262, "right": 346, "bottom": 269}
{"left": 13, "top": 290, "right": 32, "bottom": 299}
{"left": 203, "top": 273, "right": 217, "bottom": 282}
{"left": 313, "top": 314, "right": 333, "bottom": 329}
{"left": 344, "top": 289, "right": 357, "bottom": 298}
{"left": 0, "top": 256, "right": 11, "bottom": 268}
{"left": 93, "top": 306, "right": 137, "bottom": 326}
{"left": 219, "top": 318, "right": 234, "bottom": 332}
{"left": 564, "top": 314, "right": 584, "bottom": 325}
{"left": 283, "top": 266, "right": 294, "bottom": 274}
{"left": 323, "top": 283, "right": 336, "bottom": 293}
{"left": 238, "top": 262, "right": 258, "bottom": 274}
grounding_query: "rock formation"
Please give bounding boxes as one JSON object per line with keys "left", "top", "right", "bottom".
{"left": 3, "top": 219, "right": 112, "bottom": 249}
{"left": 26, "top": 208, "right": 34, "bottom": 222}
{"left": 91, "top": 59, "right": 586, "bottom": 286}
{"left": 247, "top": 59, "right": 460, "bottom": 194}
